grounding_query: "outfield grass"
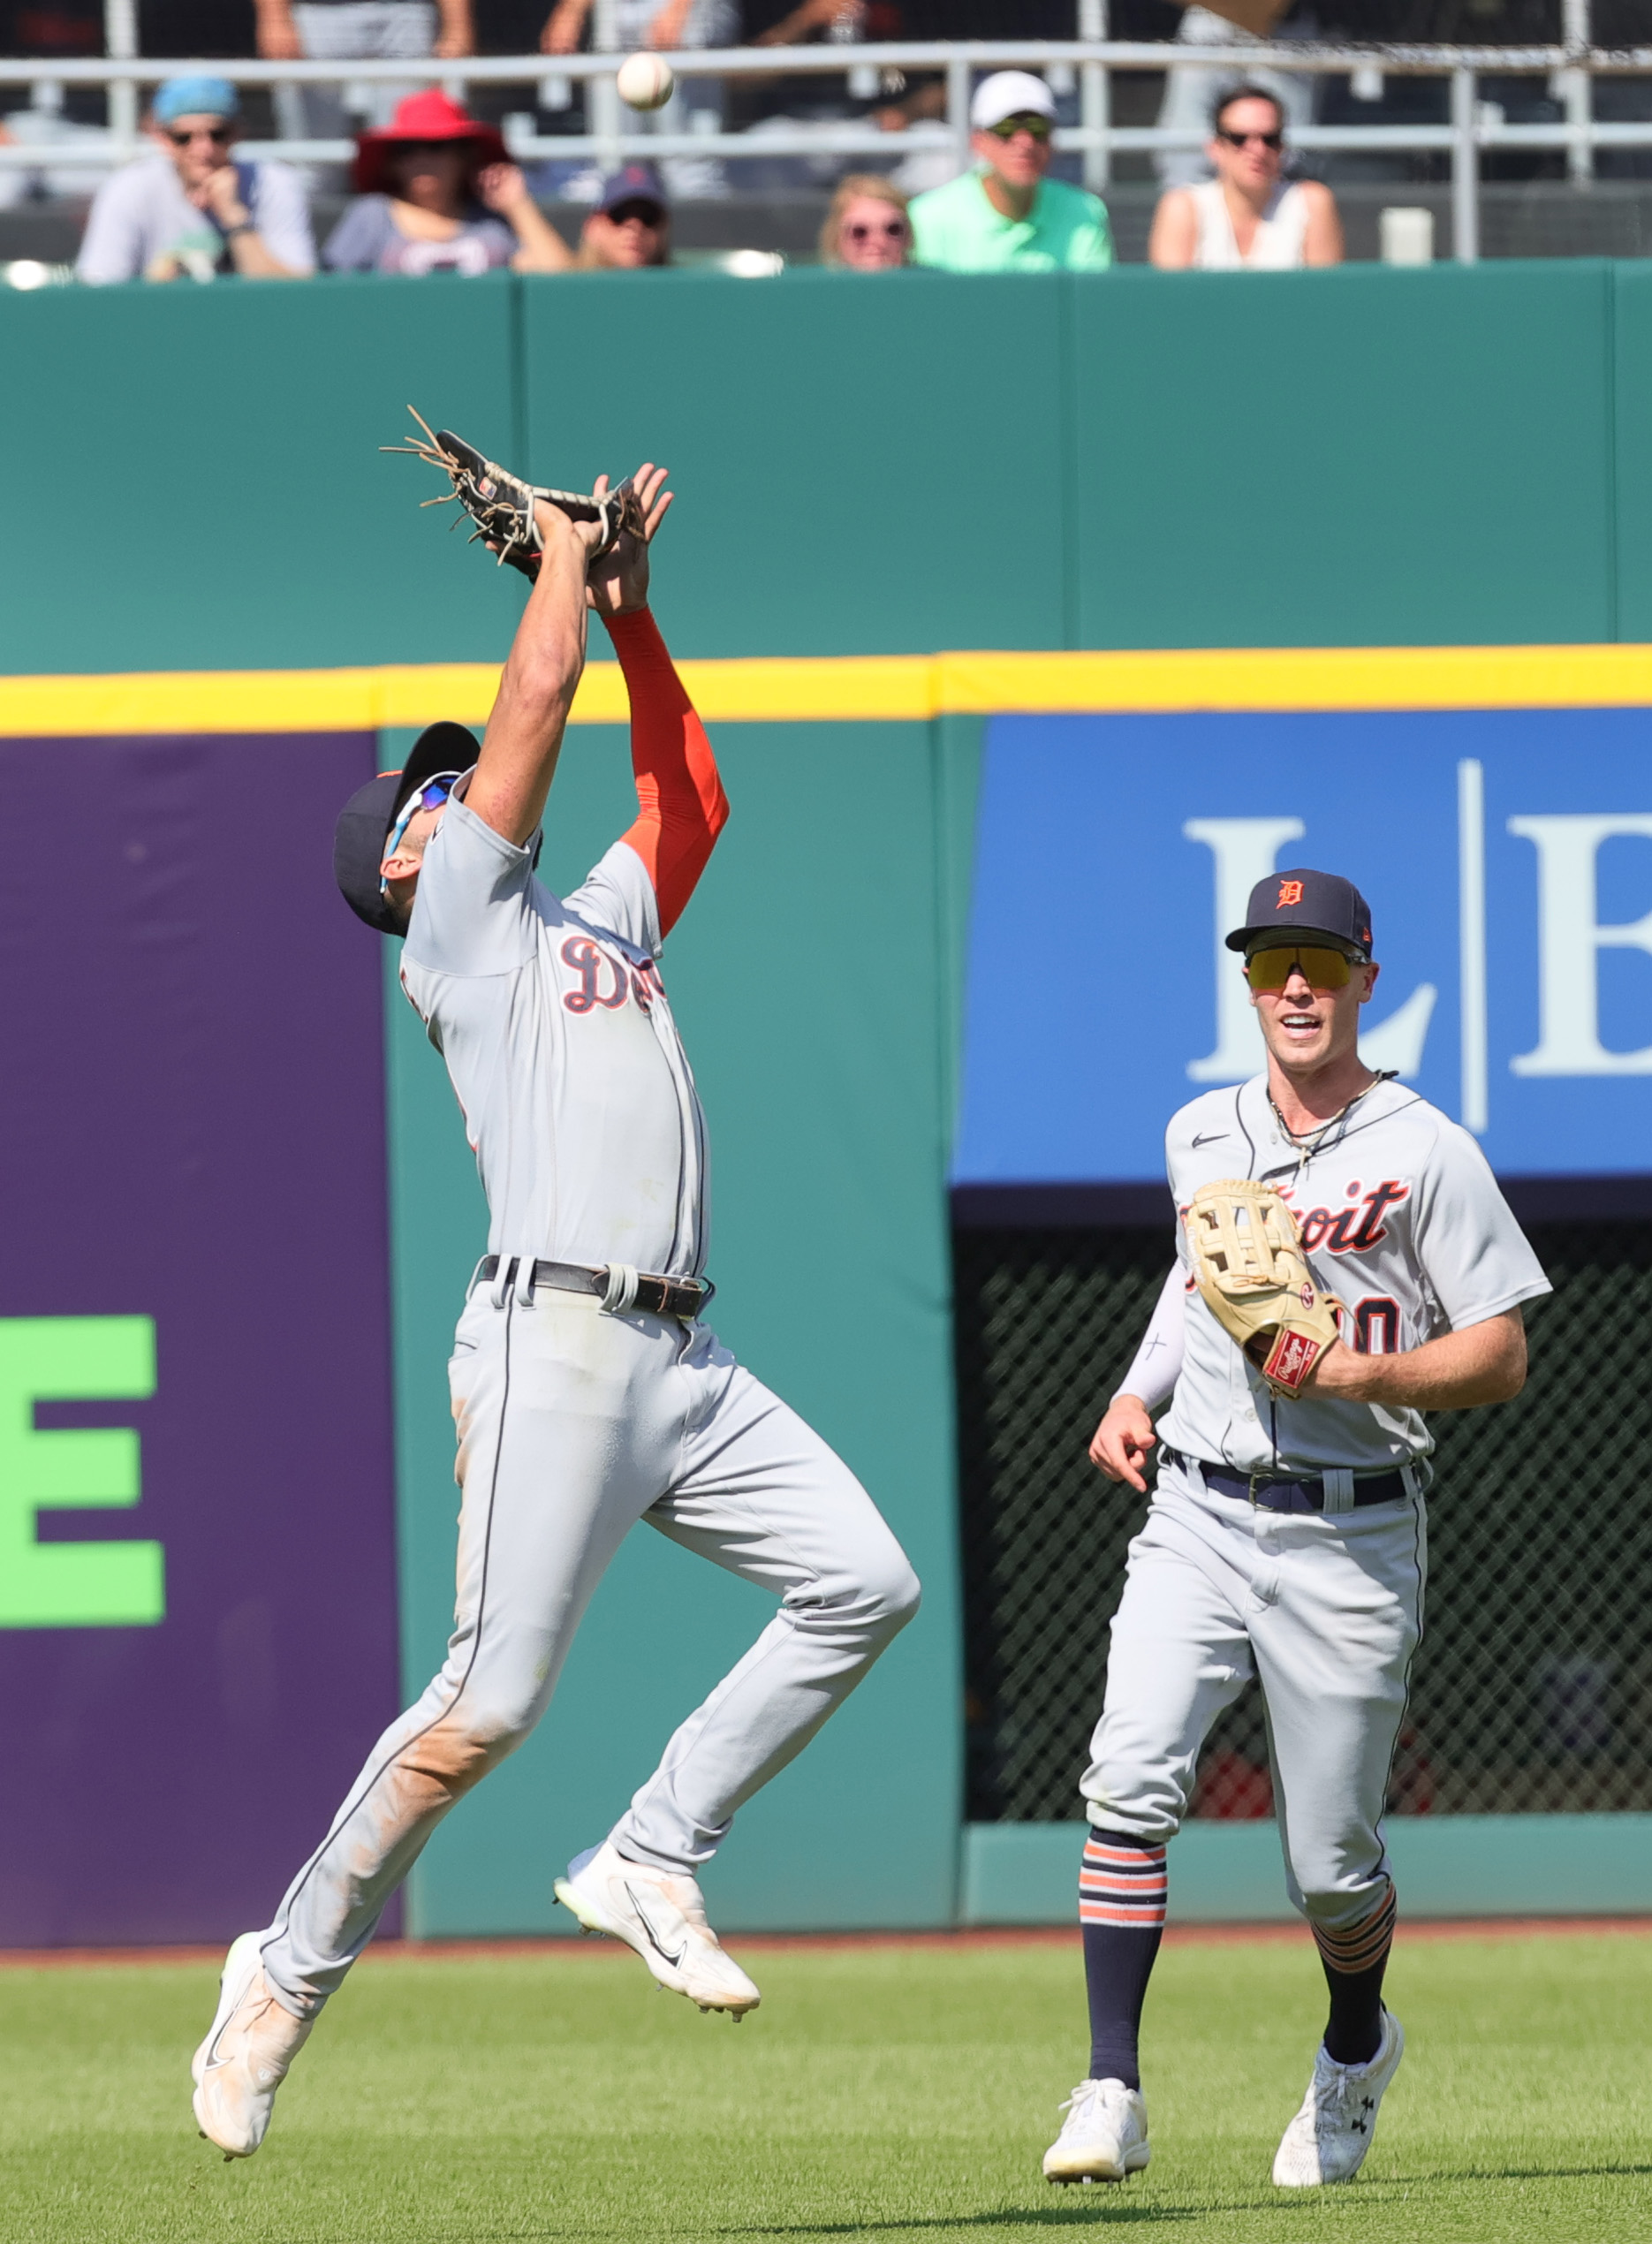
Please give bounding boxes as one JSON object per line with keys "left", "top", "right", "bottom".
{"left": 0, "top": 1928, "right": 1643, "bottom": 2243}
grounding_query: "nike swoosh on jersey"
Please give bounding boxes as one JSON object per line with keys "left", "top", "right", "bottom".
{"left": 1192, "top": 1132, "right": 1228, "bottom": 1147}
{"left": 625, "top": 1882, "right": 686, "bottom": 1967}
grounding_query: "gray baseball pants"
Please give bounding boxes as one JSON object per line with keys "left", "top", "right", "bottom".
{"left": 1081, "top": 1458, "right": 1426, "bottom": 1931}
{"left": 259, "top": 1281, "right": 920, "bottom": 2014}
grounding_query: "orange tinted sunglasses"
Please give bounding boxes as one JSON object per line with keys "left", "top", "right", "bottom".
{"left": 1244, "top": 944, "right": 1356, "bottom": 992}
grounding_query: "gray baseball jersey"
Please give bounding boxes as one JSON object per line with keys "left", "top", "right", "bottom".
{"left": 256, "top": 760, "right": 921, "bottom": 2023}
{"left": 1152, "top": 1075, "right": 1550, "bottom": 1475}
{"left": 399, "top": 798, "right": 709, "bottom": 1278}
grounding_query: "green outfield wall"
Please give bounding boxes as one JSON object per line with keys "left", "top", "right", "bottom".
{"left": 8, "top": 260, "right": 1652, "bottom": 676}
{"left": 7, "top": 262, "right": 1652, "bottom": 1934}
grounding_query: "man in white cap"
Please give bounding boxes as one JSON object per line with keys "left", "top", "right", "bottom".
{"left": 908, "top": 71, "right": 1111, "bottom": 275}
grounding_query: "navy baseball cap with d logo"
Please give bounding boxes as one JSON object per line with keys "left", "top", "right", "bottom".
{"left": 333, "top": 721, "right": 481, "bottom": 936}
{"left": 1224, "top": 868, "right": 1375, "bottom": 958}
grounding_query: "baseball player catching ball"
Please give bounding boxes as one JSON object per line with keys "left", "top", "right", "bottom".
{"left": 191, "top": 462, "right": 920, "bottom": 2158}
{"left": 1042, "top": 868, "right": 1550, "bottom": 2190}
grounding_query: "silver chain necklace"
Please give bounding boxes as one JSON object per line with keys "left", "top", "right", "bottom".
{"left": 1268, "top": 1074, "right": 1380, "bottom": 1164}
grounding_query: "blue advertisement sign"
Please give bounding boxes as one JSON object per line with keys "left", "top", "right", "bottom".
{"left": 955, "top": 705, "right": 1652, "bottom": 1185}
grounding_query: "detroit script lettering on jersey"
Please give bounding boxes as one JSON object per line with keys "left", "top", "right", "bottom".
{"left": 1281, "top": 1179, "right": 1411, "bottom": 1256}
{"left": 1160, "top": 1076, "right": 1550, "bottom": 1473}
{"left": 560, "top": 935, "right": 663, "bottom": 1018}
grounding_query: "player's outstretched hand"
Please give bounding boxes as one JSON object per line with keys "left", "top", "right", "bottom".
{"left": 1089, "top": 1395, "right": 1156, "bottom": 1492}
{"left": 586, "top": 464, "right": 673, "bottom": 618}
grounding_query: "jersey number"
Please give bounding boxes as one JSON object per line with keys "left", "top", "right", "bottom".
{"left": 1350, "top": 1296, "right": 1401, "bottom": 1354}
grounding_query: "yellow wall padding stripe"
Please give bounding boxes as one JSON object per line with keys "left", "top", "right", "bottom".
{"left": 3, "top": 643, "right": 1652, "bottom": 735}
{"left": 936, "top": 643, "right": 1652, "bottom": 716}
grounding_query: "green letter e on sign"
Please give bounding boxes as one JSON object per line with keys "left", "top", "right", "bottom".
{"left": 0, "top": 1318, "right": 162, "bottom": 1628}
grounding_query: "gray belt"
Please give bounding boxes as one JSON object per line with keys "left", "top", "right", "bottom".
{"left": 1162, "top": 1447, "right": 1417, "bottom": 1514}
{"left": 476, "top": 1255, "right": 713, "bottom": 1321}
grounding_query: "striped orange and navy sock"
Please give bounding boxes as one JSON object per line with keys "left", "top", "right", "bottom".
{"left": 1313, "top": 1879, "right": 1398, "bottom": 2066}
{"left": 1079, "top": 1828, "right": 1168, "bottom": 2090}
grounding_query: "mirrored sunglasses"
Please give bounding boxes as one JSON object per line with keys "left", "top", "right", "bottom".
{"left": 379, "top": 772, "right": 459, "bottom": 893}
{"left": 986, "top": 113, "right": 1053, "bottom": 142}
{"left": 1244, "top": 944, "right": 1357, "bottom": 992}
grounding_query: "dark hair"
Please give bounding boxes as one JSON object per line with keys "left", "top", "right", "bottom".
{"left": 1212, "top": 82, "right": 1285, "bottom": 135}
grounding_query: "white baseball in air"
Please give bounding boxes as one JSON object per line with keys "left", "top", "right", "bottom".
{"left": 616, "top": 51, "right": 675, "bottom": 110}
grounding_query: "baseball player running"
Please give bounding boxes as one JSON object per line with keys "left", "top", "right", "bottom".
{"left": 1042, "top": 868, "right": 1549, "bottom": 2190}
{"left": 192, "top": 468, "right": 920, "bottom": 2158}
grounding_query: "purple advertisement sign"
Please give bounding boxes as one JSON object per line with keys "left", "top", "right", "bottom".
{"left": 0, "top": 732, "right": 401, "bottom": 1945}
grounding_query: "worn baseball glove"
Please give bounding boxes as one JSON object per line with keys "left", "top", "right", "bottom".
{"left": 1185, "top": 1179, "right": 1344, "bottom": 1399}
{"left": 386, "top": 408, "right": 644, "bottom": 577}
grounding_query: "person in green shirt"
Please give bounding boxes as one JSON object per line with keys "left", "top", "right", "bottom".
{"left": 908, "top": 70, "right": 1113, "bottom": 276}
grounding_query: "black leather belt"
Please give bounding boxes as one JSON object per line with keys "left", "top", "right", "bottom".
{"left": 477, "top": 1255, "right": 712, "bottom": 1321}
{"left": 1161, "top": 1446, "right": 1410, "bottom": 1514}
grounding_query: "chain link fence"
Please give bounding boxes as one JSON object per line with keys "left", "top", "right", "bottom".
{"left": 955, "top": 1218, "right": 1652, "bottom": 1824}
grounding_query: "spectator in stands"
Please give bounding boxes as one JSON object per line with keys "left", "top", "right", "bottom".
{"left": 575, "top": 162, "right": 672, "bottom": 268}
{"left": 1149, "top": 84, "right": 1342, "bottom": 269}
{"left": 257, "top": 0, "right": 474, "bottom": 146}
{"left": 323, "top": 87, "right": 572, "bottom": 272}
{"left": 819, "top": 174, "right": 909, "bottom": 268}
{"left": 539, "top": 0, "right": 737, "bottom": 199}
{"left": 1153, "top": 1, "right": 1314, "bottom": 191}
{"left": 908, "top": 72, "right": 1110, "bottom": 275}
{"left": 77, "top": 75, "right": 315, "bottom": 284}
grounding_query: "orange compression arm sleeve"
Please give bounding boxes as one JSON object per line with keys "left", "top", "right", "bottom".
{"left": 602, "top": 607, "right": 729, "bottom": 939}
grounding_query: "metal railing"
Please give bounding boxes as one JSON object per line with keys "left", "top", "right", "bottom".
{"left": 5, "top": 34, "right": 1652, "bottom": 264}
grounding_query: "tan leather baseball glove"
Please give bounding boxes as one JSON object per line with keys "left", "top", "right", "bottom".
{"left": 1186, "top": 1179, "right": 1344, "bottom": 1399}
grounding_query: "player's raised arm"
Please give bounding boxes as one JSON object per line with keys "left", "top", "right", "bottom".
{"left": 466, "top": 502, "right": 604, "bottom": 848}
{"left": 587, "top": 464, "right": 730, "bottom": 938}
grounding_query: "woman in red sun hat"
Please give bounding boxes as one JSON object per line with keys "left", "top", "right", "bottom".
{"left": 322, "top": 87, "right": 572, "bottom": 275}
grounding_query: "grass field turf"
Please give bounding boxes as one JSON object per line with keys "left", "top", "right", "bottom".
{"left": 0, "top": 1927, "right": 1644, "bottom": 2243}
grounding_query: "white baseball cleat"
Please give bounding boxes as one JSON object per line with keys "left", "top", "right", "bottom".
{"left": 190, "top": 1930, "right": 314, "bottom": 2159}
{"left": 1271, "top": 2009, "right": 1405, "bottom": 2187}
{"left": 1042, "top": 2078, "right": 1151, "bottom": 2184}
{"left": 553, "top": 1841, "right": 761, "bottom": 2017}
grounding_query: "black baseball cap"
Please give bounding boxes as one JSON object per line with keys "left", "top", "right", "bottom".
{"left": 333, "top": 722, "right": 480, "bottom": 936}
{"left": 1224, "top": 868, "right": 1375, "bottom": 958}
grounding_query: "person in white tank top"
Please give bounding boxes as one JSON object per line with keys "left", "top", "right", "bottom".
{"left": 1148, "top": 83, "right": 1343, "bottom": 271}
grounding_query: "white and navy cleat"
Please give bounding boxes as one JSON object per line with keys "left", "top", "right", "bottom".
{"left": 1272, "top": 2009, "right": 1405, "bottom": 2186}
{"left": 553, "top": 1841, "right": 761, "bottom": 2017}
{"left": 1042, "top": 2078, "right": 1151, "bottom": 2184}
{"left": 190, "top": 1931, "right": 314, "bottom": 2159}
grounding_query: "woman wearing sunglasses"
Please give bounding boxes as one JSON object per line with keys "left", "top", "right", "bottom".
{"left": 819, "top": 175, "right": 911, "bottom": 270}
{"left": 77, "top": 75, "right": 316, "bottom": 284}
{"left": 1148, "top": 83, "right": 1342, "bottom": 271}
